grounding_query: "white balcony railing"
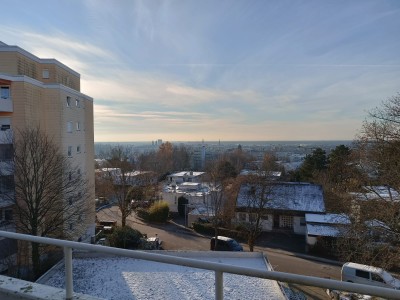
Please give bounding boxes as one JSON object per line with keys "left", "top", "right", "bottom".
{"left": 0, "top": 230, "right": 400, "bottom": 300}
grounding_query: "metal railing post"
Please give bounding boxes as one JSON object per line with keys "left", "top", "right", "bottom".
{"left": 64, "top": 246, "right": 73, "bottom": 300}
{"left": 215, "top": 271, "right": 223, "bottom": 300}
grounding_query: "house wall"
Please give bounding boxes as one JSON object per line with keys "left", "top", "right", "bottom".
{"left": 235, "top": 213, "right": 306, "bottom": 235}
{"left": 293, "top": 216, "right": 306, "bottom": 235}
{"left": 162, "top": 191, "right": 209, "bottom": 213}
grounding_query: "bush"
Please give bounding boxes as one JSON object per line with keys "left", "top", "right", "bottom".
{"left": 192, "top": 222, "right": 215, "bottom": 235}
{"left": 136, "top": 208, "right": 150, "bottom": 220}
{"left": 108, "top": 226, "right": 143, "bottom": 249}
{"left": 148, "top": 201, "right": 169, "bottom": 223}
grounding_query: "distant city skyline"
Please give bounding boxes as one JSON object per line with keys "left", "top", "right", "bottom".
{"left": 2, "top": 0, "right": 399, "bottom": 142}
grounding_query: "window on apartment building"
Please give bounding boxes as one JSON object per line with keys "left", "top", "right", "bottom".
{"left": 1, "top": 124, "right": 11, "bottom": 131}
{"left": 5, "top": 209, "right": 13, "bottom": 221}
{"left": 76, "top": 122, "right": 80, "bottom": 131}
{"left": 0, "top": 144, "right": 13, "bottom": 160}
{"left": 75, "top": 99, "right": 80, "bottom": 107}
{"left": 42, "top": 69, "right": 49, "bottom": 79}
{"left": 67, "top": 121, "right": 73, "bottom": 133}
{"left": 1, "top": 87, "right": 10, "bottom": 99}
{"left": 66, "top": 96, "right": 71, "bottom": 107}
{"left": 68, "top": 146, "right": 72, "bottom": 157}
{"left": 69, "top": 223, "right": 73, "bottom": 230}
{"left": 77, "top": 145, "right": 81, "bottom": 153}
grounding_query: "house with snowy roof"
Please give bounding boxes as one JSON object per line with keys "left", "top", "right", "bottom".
{"left": 235, "top": 182, "right": 325, "bottom": 235}
{"left": 305, "top": 213, "right": 351, "bottom": 249}
{"left": 167, "top": 171, "right": 206, "bottom": 184}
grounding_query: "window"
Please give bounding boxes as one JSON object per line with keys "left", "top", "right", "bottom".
{"left": 67, "top": 121, "right": 73, "bottom": 133}
{"left": 5, "top": 209, "right": 13, "bottom": 221}
{"left": 42, "top": 69, "right": 49, "bottom": 79}
{"left": 238, "top": 212, "right": 246, "bottom": 222}
{"left": 1, "top": 124, "right": 10, "bottom": 131}
{"left": 280, "top": 216, "right": 293, "bottom": 228}
{"left": 75, "top": 99, "right": 80, "bottom": 107}
{"left": 66, "top": 96, "right": 71, "bottom": 107}
{"left": 372, "top": 273, "right": 385, "bottom": 283}
{"left": 76, "top": 122, "right": 80, "bottom": 131}
{"left": 77, "top": 145, "right": 81, "bottom": 153}
{"left": 68, "top": 146, "right": 72, "bottom": 157}
{"left": 69, "top": 223, "right": 73, "bottom": 230}
{"left": 261, "top": 215, "right": 269, "bottom": 221}
{"left": 355, "top": 269, "right": 370, "bottom": 279}
{"left": 249, "top": 213, "right": 257, "bottom": 223}
{"left": 1, "top": 87, "right": 10, "bottom": 99}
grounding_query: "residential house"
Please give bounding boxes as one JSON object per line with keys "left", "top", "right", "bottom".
{"left": 305, "top": 213, "right": 351, "bottom": 249}
{"left": 235, "top": 182, "right": 325, "bottom": 235}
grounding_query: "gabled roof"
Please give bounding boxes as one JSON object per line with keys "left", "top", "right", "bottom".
{"left": 236, "top": 182, "right": 325, "bottom": 213}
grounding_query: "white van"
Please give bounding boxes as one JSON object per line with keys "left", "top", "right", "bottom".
{"left": 341, "top": 262, "right": 400, "bottom": 289}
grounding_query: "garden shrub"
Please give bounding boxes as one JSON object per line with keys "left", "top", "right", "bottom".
{"left": 148, "top": 201, "right": 169, "bottom": 223}
{"left": 108, "top": 226, "right": 143, "bottom": 249}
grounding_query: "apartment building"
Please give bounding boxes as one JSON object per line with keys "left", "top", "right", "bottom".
{"left": 0, "top": 41, "right": 95, "bottom": 271}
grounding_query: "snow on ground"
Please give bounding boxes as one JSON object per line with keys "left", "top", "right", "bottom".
{"left": 44, "top": 253, "right": 284, "bottom": 300}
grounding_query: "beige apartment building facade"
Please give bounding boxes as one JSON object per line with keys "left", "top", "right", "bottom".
{"left": 0, "top": 41, "right": 95, "bottom": 271}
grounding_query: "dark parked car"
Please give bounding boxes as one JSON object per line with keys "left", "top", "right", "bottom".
{"left": 210, "top": 236, "right": 243, "bottom": 251}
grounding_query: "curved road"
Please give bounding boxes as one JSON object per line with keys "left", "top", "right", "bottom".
{"left": 97, "top": 206, "right": 341, "bottom": 299}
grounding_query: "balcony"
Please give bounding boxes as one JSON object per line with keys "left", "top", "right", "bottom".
{"left": 0, "top": 129, "right": 12, "bottom": 145}
{"left": 0, "top": 230, "right": 400, "bottom": 300}
{"left": 0, "top": 98, "right": 12, "bottom": 112}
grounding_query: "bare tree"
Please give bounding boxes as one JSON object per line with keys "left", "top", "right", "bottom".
{"left": 237, "top": 154, "right": 278, "bottom": 251}
{"left": 7, "top": 127, "right": 90, "bottom": 278}
{"left": 102, "top": 146, "right": 135, "bottom": 227}
{"left": 334, "top": 94, "right": 400, "bottom": 269}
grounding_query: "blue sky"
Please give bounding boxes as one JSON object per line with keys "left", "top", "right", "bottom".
{"left": 1, "top": 0, "right": 399, "bottom": 142}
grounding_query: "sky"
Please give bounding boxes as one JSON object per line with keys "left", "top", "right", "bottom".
{"left": 1, "top": 0, "right": 399, "bottom": 142}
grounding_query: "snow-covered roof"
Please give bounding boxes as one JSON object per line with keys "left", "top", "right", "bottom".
{"left": 350, "top": 186, "right": 400, "bottom": 202}
{"left": 236, "top": 182, "right": 325, "bottom": 213}
{"left": 306, "top": 224, "right": 345, "bottom": 237}
{"left": 306, "top": 213, "right": 350, "bottom": 225}
{"left": 239, "top": 169, "right": 282, "bottom": 177}
{"left": 188, "top": 206, "right": 215, "bottom": 216}
{"left": 42, "top": 252, "right": 285, "bottom": 300}
{"left": 169, "top": 171, "right": 205, "bottom": 177}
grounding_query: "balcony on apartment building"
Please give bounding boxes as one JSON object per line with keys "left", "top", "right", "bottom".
{"left": 0, "top": 85, "right": 13, "bottom": 112}
{"left": 0, "top": 231, "right": 400, "bottom": 300}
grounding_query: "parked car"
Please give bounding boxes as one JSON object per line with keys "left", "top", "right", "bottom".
{"left": 210, "top": 236, "right": 243, "bottom": 251}
{"left": 341, "top": 262, "right": 400, "bottom": 289}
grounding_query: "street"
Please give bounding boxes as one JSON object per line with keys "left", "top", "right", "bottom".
{"left": 97, "top": 206, "right": 341, "bottom": 299}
